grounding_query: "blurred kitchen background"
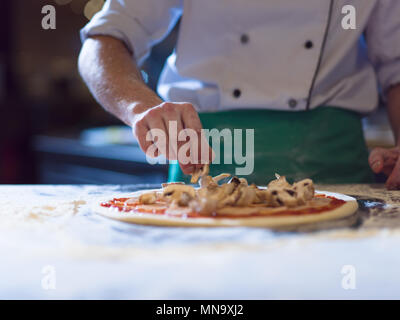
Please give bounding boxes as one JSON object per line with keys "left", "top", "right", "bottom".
{"left": 0, "top": 0, "right": 394, "bottom": 184}
{"left": 0, "top": 0, "right": 173, "bottom": 184}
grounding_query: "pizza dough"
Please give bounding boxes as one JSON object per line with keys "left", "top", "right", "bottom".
{"left": 92, "top": 190, "right": 358, "bottom": 228}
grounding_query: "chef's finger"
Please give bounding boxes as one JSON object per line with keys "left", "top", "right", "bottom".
{"left": 180, "top": 103, "right": 212, "bottom": 168}
{"left": 145, "top": 108, "right": 174, "bottom": 160}
{"left": 180, "top": 103, "right": 203, "bottom": 130}
{"left": 164, "top": 110, "right": 196, "bottom": 174}
{"left": 176, "top": 129, "right": 200, "bottom": 174}
{"left": 132, "top": 119, "right": 154, "bottom": 156}
{"left": 175, "top": 116, "right": 186, "bottom": 157}
{"left": 199, "top": 130, "right": 215, "bottom": 164}
{"left": 369, "top": 148, "right": 385, "bottom": 173}
{"left": 160, "top": 103, "right": 184, "bottom": 162}
{"left": 386, "top": 157, "right": 400, "bottom": 190}
{"left": 368, "top": 148, "right": 398, "bottom": 173}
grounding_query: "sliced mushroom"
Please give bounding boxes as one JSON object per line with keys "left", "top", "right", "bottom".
{"left": 138, "top": 192, "right": 157, "bottom": 204}
{"left": 293, "top": 178, "right": 315, "bottom": 204}
{"left": 267, "top": 174, "right": 291, "bottom": 189}
{"left": 254, "top": 188, "right": 269, "bottom": 204}
{"left": 190, "top": 171, "right": 201, "bottom": 184}
{"left": 267, "top": 187, "right": 298, "bottom": 207}
{"left": 178, "top": 192, "right": 194, "bottom": 206}
{"left": 189, "top": 186, "right": 218, "bottom": 214}
{"left": 235, "top": 187, "right": 257, "bottom": 206}
{"left": 218, "top": 182, "right": 236, "bottom": 197}
{"left": 190, "top": 164, "right": 210, "bottom": 184}
{"left": 238, "top": 178, "right": 249, "bottom": 186}
{"left": 162, "top": 184, "right": 196, "bottom": 207}
{"left": 199, "top": 175, "right": 215, "bottom": 188}
{"left": 161, "top": 182, "right": 184, "bottom": 188}
{"left": 199, "top": 173, "right": 231, "bottom": 189}
{"left": 158, "top": 171, "right": 315, "bottom": 214}
{"left": 190, "top": 196, "right": 218, "bottom": 215}
{"left": 216, "top": 176, "right": 251, "bottom": 206}
{"left": 213, "top": 183, "right": 237, "bottom": 208}
{"left": 218, "top": 184, "right": 243, "bottom": 207}
{"left": 229, "top": 176, "right": 241, "bottom": 185}
{"left": 163, "top": 184, "right": 196, "bottom": 197}
{"left": 212, "top": 173, "right": 231, "bottom": 183}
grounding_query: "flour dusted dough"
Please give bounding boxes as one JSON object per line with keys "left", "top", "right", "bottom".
{"left": 92, "top": 190, "right": 358, "bottom": 228}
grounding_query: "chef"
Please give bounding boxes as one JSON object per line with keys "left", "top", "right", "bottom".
{"left": 79, "top": 0, "right": 400, "bottom": 189}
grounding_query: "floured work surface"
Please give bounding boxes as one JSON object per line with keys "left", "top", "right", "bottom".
{"left": 0, "top": 184, "right": 400, "bottom": 299}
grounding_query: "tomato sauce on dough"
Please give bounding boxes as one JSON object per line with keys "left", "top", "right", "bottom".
{"left": 100, "top": 195, "right": 346, "bottom": 219}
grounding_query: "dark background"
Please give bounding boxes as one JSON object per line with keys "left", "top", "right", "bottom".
{"left": 0, "top": 0, "right": 175, "bottom": 184}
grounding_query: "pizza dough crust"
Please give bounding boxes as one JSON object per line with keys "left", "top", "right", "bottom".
{"left": 91, "top": 190, "right": 358, "bottom": 228}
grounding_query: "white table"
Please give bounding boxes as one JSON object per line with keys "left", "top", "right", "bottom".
{"left": 0, "top": 184, "right": 399, "bottom": 299}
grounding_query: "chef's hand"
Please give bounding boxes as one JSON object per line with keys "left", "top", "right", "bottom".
{"left": 132, "top": 101, "right": 213, "bottom": 174}
{"left": 369, "top": 146, "right": 400, "bottom": 190}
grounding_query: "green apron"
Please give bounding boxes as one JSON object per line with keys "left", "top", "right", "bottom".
{"left": 168, "top": 107, "right": 374, "bottom": 185}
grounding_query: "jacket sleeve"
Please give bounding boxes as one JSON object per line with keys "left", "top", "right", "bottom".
{"left": 365, "top": 0, "right": 400, "bottom": 100}
{"left": 80, "top": 0, "right": 183, "bottom": 64}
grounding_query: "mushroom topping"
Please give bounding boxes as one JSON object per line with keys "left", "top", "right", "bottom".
{"left": 189, "top": 186, "right": 215, "bottom": 214}
{"left": 190, "top": 164, "right": 210, "bottom": 184}
{"left": 213, "top": 173, "right": 231, "bottom": 183}
{"left": 248, "top": 184, "right": 268, "bottom": 204}
{"left": 215, "top": 176, "right": 247, "bottom": 205}
{"left": 199, "top": 175, "right": 215, "bottom": 188}
{"left": 161, "top": 182, "right": 184, "bottom": 188}
{"left": 138, "top": 192, "right": 157, "bottom": 205}
{"left": 214, "top": 183, "right": 237, "bottom": 207}
{"left": 235, "top": 187, "right": 257, "bottom": 206}
{"left": 267, "top": 187, "right": 298, "bottom": 207}
{"left": 263, "top": 174, "right": 316, "bottom": 207}
{"left": 218, "top": 184, "right": 242, "bottom": 207}
{"left": 228, "top": 176, "right": 241, "bottom": 187}
{"left": 190, "top": 180, "right": 238, "bottom": 214}
{"left": 293, "top": 179, "right": 315, "bottom": 204}
{"left": 200, "top": 173, "right": 231, "bottom": 189}
{"left": 254, "top": 190, "right": 268, "bottom": 204}
{"left": 179, "top": 192, "right": 193, "bottom": 207}
{"left": 267, "top": 174, "right": 291, "bottom": 189}
{"left": 137, "top": 171, "right": 316, "bottom": 216}
{"left": 163, "top": 184, "right": 196, "bottom": 207}
{"left": 190, "top": 196, "right": 218, "bottom": 215}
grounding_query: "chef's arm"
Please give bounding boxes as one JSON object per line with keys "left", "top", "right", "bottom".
{"left": 387, "top": 84, "right": 400, "bottom": 145}
{"left": 78, "top": 35, "right": 210, "bottom": 174}
{"left": 78, "top": 35, "right": 162, "bottom": 126}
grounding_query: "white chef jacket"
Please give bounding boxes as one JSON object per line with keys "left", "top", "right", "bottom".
{"left": 81, "top": 0, "right": 400, "bottom": 113}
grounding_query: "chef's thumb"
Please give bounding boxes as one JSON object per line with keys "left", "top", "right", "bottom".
{"left": 368, "top": 149, "right": 384, "bottom": 173}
